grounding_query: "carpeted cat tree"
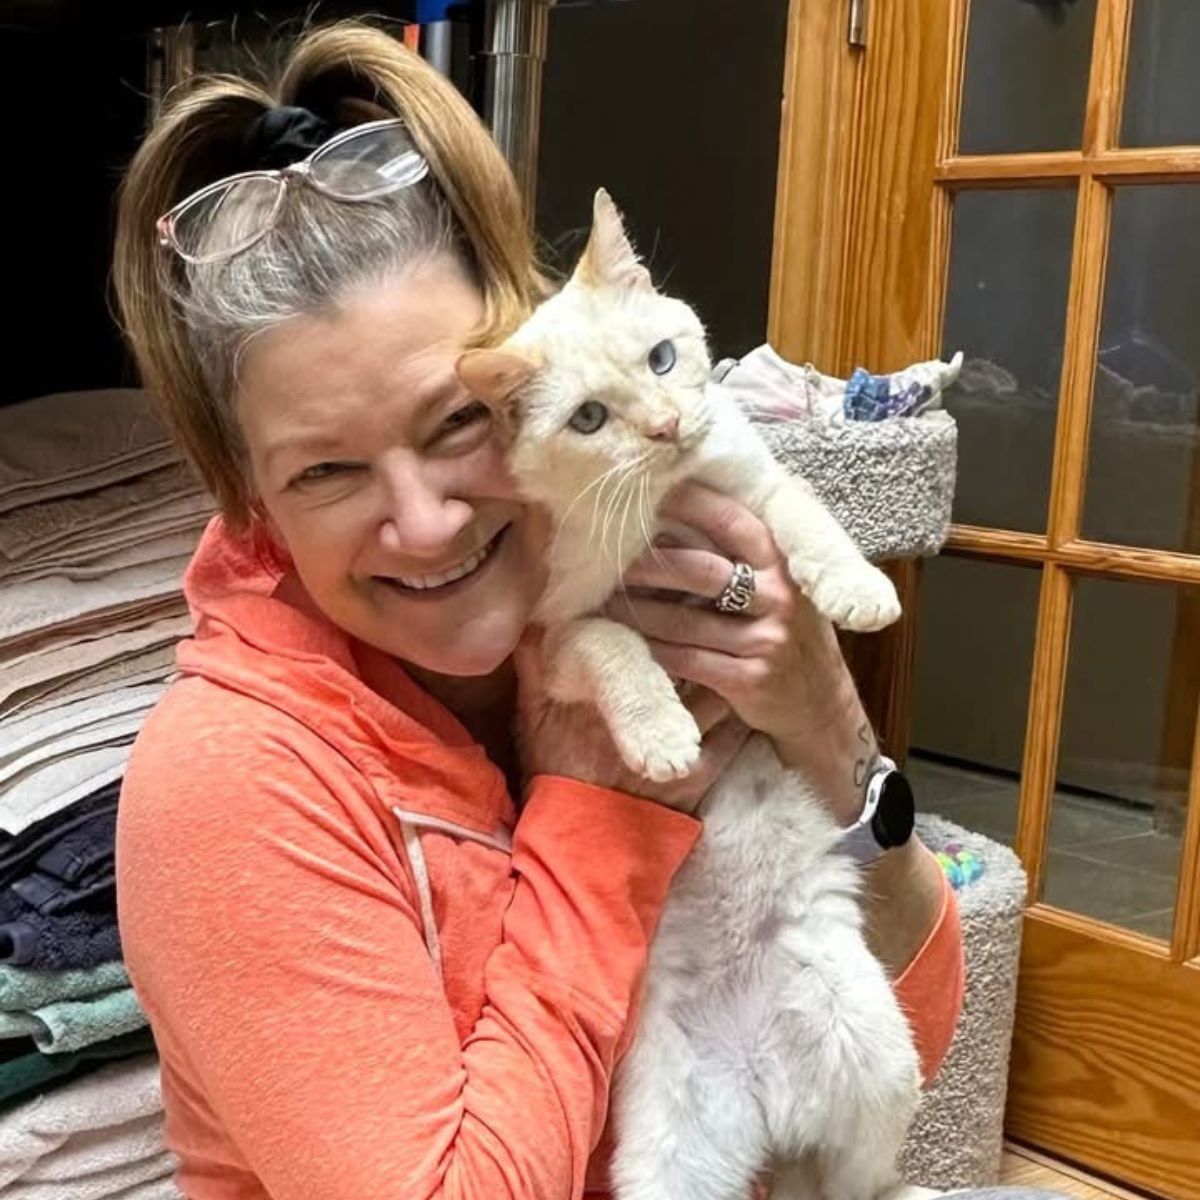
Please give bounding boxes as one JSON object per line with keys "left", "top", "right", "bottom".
{"left": 735, "top": 349, "right": 1029, "bottom": 1191}
{"left": 900, "top": 817, "right": 1026, "bottom": 1191}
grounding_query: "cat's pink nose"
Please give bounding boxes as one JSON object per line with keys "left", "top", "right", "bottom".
{"left": 647, "top": 414, "right": 680, "bottom": 441}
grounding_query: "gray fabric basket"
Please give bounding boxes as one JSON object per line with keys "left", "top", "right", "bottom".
{"left": 758, "top": 412, "right": 958, "bottom": 563}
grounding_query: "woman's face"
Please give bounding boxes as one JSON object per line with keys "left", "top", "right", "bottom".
{"left": 236, "top": 256, "right": 546, "bottom": 677}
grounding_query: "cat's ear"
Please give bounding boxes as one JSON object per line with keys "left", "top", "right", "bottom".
{"left": 576, "top": 188, "right": 653, "bottom": 293}
{"left": 456, "top": 348, "right": 539, "bottom": 405}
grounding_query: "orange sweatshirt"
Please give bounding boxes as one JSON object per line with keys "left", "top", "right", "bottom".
{"left": 117, "top": 517, "right": 963, "bottom": 1200}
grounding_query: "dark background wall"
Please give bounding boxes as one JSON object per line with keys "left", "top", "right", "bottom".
{"left": 1, "top": 20, "right": 146, "bottom": 404}
{"left": 537, "top": 0, "right": 788, "bottom": 361}
{"left": 0, "top": 0, "right": 789, "bottom": 405}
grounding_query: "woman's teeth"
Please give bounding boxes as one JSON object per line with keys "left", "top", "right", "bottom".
{"left": 384, "top": 529, "right": 503, "bottom": 591}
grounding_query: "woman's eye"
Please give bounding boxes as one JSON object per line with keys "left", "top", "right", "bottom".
{"left": 647, "top": 339, "right": 677, "bottom": 376}
{"left": 567, "top": 400, "right": 609, "bottom": 435}
{"left": 294, "top": 461, "right": 353, "bottom": 485}
{"left": 441, "top": 401, "right": 490, "bottom": 435}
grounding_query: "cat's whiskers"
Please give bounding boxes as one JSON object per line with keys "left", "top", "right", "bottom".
{"left": 559, "top": 459, "right": 635, "bottom": 535}
{"left": 598, "top": 461, "right": 640, "bottom": 564}
{"left": 598, "top": 455, "right": 647, "bottom": 546}
{"left": 636, "top": 472, "right": 669, "bottom": 575}
{"left": 588, "top": 451, "right": 648, "bottom": 544}
{"left": 600, "top": 455, "right": 651, "bottom": 569}
{"left": 590, "top": 463, "right": 629, "bottom": 545}
{"left": 615, "top": 466, "right": 640, "bottom": 581}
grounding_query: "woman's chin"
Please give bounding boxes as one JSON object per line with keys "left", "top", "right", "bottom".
{"left": 391, "top": 612, "right": 526, "bottom": 679}
{"left": 412, "top": 642, "right": 516, "bottom": 679}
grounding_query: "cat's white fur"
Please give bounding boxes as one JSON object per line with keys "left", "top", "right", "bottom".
{"left": 458, "top": 190, "right": 921, "bottom": 1200}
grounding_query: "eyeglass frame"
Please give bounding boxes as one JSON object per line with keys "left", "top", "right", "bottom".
{"left": 155, "top": 118, "right": 430, "bottom": 265}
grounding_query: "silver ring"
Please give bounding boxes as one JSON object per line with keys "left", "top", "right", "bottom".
{"left": 714, "top": 560, "right": 756, "bottom": 615}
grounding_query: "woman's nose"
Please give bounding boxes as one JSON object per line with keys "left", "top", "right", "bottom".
{"left": 377, "top": 458, "right": 474, "bottom": 560}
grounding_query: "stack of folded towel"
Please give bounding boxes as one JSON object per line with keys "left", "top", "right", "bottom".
{"left": 0, "top": 387, "right": 211, "bottom": 1198}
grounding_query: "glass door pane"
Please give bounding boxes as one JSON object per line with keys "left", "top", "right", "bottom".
{"left": 1042, "top": 577, "right": 1196, "bottom": 940}
{"left": 943, "top": 188, "right": 1078, "bottom": 532}
{"left": 909, "top": 556, "right": 1042, "bottom": 844}
{"left": 958, "top": 0, "right": 1097, "bottom": 154}
{"left": 1082, "top": 185, "right": 1200, "bottom": 553}
{"left": 1122, "top": 2, "right": 1200, "bottom": 147}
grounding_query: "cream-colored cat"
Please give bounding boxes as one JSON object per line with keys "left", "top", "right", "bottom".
{"left": 460, "top": 190, "right": 900, "bottom": 783}
{"left": 458, "top": 190, "right": 920, "bottom": 1200}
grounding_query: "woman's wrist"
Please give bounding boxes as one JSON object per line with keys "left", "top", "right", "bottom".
{"left": 861, "top": 839, "right": 947, "bottom": 978}
{"left": 771, "top": 678, "right": 879, "bottom": 825}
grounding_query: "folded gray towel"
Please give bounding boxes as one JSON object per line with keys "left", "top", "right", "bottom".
{"left": 0, "top": 553, "right": 194, "bottom": 652}
{"left": 0, "top": 528, "right": 205, "bottom": 587}
{"left": 0, "top": 466, "right": 201, "bottom": 561}
{"left": 19, "top": 1113, "right": 165, "bottom": 1182}
{"left": 4, "top": 1148, "right": 177, "bottom": 1199}
{"left": 0, "top": 1055, "right": 165, "bottom": 1184}
{"left": 4, "top": 643, "right": 179, "bottom": 724}
{"left": 0, "top": 390, "right": 176, "bottom": 516}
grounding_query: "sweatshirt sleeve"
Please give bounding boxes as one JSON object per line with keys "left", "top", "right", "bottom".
{"left": 117, "top": 712, "right": 699, "bottom": 1200}
{"left": 892, "top": 870, "right": 964, "bottom": 1085}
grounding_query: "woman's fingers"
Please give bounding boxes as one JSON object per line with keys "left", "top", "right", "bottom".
{"left": 606, "top": 594, "right": 789, "bottom": 660}
{"left": 623, "top": 547, "right": 793, "bottom": 619}
{"left": 623, "top": 546, "right": 732, "bottom": 596}
{"left": 651, "top": 712, "right": 751, "bottom": 810}
{"left": 691, "top": 714, "right": 752, "bottom": 781}
{"left": 644, "top": 637, "right": 769, "bottom": 702}
{"left": 657, "top": 481, "right": 782, "bottom": 570}
{"left": 682, "top": 686, "right": 731, "bottom": 734}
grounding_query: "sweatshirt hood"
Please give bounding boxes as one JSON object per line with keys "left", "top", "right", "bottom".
{"left": 174, "top": 517, "right": 514, "bottom": 838}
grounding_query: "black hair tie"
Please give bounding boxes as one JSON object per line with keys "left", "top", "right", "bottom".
{"left": 242, "top": 105, "right": 333, "bottom": 172}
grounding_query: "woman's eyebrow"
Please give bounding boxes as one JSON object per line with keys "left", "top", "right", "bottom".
{"left": 263, "top": 432, "right": 345, "bottom": 472}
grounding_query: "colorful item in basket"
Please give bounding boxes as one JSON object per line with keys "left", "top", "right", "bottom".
{"left": 842, "top": 351, "right": 965, "bottom": 422}
{"left": 715, "top": 344, "right": 963, "bottom": 426}
{"left": 934, "top": 843, "right": 986, "bottom": 891}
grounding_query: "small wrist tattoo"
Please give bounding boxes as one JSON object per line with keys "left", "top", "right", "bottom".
{"left": 852, "top": 722, "right": 877, "bottom": 790}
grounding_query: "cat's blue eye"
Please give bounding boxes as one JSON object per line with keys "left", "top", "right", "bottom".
{"left": 568, "top": 400, "right": 609, "bottom": 435}
{"left": 647, "top": 340, "right": 677, "bottom": 376}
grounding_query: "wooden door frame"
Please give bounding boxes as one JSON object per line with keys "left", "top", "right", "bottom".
{"left": 768, "top": 2, "right": 1200, "bottom": 1195}
{"left": 767, "top": 0, "right": 953, "bottom": 759}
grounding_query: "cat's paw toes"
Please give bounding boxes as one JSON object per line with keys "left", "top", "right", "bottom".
{"left": 616, "top": 710, "right": 703, "bottom": 781}
{"left": 808, "top": 564, "right": 901, "bottom": 632}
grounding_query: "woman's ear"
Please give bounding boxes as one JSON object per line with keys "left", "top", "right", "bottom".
{"left": 456, "top": 348, "right": 539, "bottom": 406}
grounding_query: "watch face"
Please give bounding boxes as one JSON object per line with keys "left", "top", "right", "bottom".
{"left": 871, "top": 771, "right": 915, "bottom": 849}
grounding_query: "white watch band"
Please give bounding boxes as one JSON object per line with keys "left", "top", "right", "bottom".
{"left": 839, "top": 755, "right": 897, "bottom": 866}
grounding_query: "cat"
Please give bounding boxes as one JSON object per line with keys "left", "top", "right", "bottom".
{"left": 457, "top": 189, "right": 921, "bottom": 1200}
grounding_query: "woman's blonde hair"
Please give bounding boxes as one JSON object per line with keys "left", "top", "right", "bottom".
{"left": 114, "top": 20, "right": 544, "bottom": 530}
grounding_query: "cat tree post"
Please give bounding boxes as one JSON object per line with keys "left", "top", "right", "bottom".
{"left": 482, "top": 0, "right": 555, "bottom": 217}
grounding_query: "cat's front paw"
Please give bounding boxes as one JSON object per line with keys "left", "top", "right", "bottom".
{"left": 808, "top": 562, "right": 901, "bottom": 632}
{"left": 613, "top": 704, "right": 703, "bottom": 782}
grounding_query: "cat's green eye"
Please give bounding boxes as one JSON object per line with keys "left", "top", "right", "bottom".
{"left": 647, "top": 339, "right": 677, "bottom": 376}
{"left": 567, "top": 400, "right": 609, "bottom": 435}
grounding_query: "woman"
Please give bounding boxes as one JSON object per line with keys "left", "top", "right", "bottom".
{"left": 113, "top": 20, "right": 978, "bottom": 1200}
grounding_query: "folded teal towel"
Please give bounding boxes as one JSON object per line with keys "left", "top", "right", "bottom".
{"left": 0, "top": 962, "right": 128, "bottom": 1013}
{"left": 0, "top": 989, "right": 146, "bottom": 1054}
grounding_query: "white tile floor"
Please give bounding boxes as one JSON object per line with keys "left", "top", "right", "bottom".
{"left": 908, "top": 753, "right": 1183, "bottom": 941}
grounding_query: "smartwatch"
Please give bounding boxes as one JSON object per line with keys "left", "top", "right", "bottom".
{"left": 839, "top": 755, "right": 915, "bottom": 866}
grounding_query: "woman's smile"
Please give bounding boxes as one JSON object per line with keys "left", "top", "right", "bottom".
{"left": 372, "top": 521, "right": 512, "bottom": 597}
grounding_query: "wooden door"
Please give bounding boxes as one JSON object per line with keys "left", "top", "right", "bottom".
{"left": 769, "top": 2, "right": 1200, "bottom": 1196}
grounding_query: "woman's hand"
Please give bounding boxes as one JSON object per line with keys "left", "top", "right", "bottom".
{"left": 514, "top": 632, "right": 749, "bottom": 814}
{"left": 605, "top": 481, "right": 878, "bottom": 823}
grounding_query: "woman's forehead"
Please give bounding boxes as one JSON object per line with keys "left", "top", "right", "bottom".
{"left": 235, "top": 263, "right": 483, "bottom": 445}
